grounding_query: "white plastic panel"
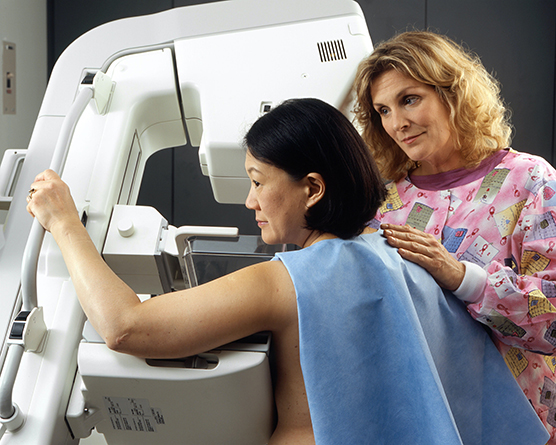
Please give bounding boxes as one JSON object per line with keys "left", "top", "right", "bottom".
{"left": 77, "top": 343, "right": 274, "bottom": 445}
{"left": 174, "top": 12, "right": 372, "bottom": 203}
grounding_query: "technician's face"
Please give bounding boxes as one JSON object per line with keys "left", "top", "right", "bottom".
{"left": 244, "top": 152, "right": 309, "bottom": 246}
{"left": 370, "top": 69, "right": 461, "bottom": 174}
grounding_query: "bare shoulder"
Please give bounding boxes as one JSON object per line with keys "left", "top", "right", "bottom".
{"left": 124, "top": 258, "right": 297, "bottom": 358}
{"left": 221, "top": 258, "right": 293, "bottom": 289}
{"left": 219, "top": 260, "right": 297, "bottom": 329}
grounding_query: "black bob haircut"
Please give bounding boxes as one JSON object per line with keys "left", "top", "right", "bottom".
{"left": 244, "top": 98, "right": 387, "bottom": 239}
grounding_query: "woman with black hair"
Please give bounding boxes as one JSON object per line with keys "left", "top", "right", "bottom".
{"left": 26, "top": 98, "right": 546, "bottom": 444}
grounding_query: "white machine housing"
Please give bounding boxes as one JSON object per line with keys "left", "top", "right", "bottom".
{"left": 0, "top": 1, "right": 373, "bottom": 444}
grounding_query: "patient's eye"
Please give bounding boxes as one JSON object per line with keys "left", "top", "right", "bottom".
{"left": 252, "top": 180, "right": 261, "bottom": 188}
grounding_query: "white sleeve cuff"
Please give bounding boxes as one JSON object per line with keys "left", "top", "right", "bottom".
{"left": 453, "top": 261, "right": 487, "bottom": 303}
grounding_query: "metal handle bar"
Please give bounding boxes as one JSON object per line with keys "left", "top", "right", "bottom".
{"left": 0, "top": 87, "right": 93, "bottom": 434}
{"left": 0, "top": 41, "right": 175, "bottom": 436}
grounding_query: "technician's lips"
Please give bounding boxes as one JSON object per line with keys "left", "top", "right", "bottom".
{"left": 401, "top": 133, "right": 424, "bottom": 144}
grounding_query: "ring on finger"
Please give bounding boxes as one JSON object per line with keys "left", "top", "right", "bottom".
{"left": 27, "top": 188, "right": 36, "bottom": 201}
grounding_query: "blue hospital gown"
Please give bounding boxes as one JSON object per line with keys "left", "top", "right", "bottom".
{"left": 275, "top": 232, "right": 548, "bottom": 444}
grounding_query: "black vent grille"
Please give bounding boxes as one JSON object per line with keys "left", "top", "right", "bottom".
{"left": 317, "top": 40, "right": 347, "bottom": 62}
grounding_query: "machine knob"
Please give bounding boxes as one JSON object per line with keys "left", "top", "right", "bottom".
{"left": 117, "top": 218, "right": 135, "bottom": 237}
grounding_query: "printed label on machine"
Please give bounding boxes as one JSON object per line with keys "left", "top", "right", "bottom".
{"left": 104, "top": 396, "right": 165, "bottom": 432}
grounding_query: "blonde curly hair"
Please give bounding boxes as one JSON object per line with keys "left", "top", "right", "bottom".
{"left": 354, "top": 31, "right": 513, "bottom": 181}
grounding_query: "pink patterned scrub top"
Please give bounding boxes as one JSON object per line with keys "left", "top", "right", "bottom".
{"left": 370, "top": 148, "right": 556, "bottom": 441}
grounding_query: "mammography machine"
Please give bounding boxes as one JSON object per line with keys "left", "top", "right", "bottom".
{"left": 0, "top": 1, "right": 372, "bottom": 443}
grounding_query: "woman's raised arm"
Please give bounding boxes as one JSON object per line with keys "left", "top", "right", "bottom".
{"left": 26, "top": 169, "right": 296, "bottom": 359}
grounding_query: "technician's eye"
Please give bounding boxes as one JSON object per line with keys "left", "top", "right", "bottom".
{"left": 404, "top": 96, "right": 418, "bottom": 106}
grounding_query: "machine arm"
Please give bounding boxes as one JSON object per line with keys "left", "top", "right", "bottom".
{"left": 0, "top": 1, "right": 372, "bottom": 443}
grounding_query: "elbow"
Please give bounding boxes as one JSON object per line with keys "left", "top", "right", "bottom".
{"left": 93, "top": 307, "right": 144, "bottom": 355}
{"left": 101, "top": 316, "right": 147, "bottom": 356}
{"left": 104, "top": 331, "right": 132, "bottom": 353}
{"left": 99, "top": 318, "right": 135, "bottom": 353}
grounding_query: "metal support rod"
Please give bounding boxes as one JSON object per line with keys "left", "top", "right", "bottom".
{"left": 0, "top": 345, "right": 23, "bottom": 419}
{"left": 99, "top": 42, "right": 173, "bottom": 73}
{"left": 20, "top": 86, "right": 93, "bottom": 311}
{"left": 20, "top": 43, "right": 173, "bottom": 311}
{"left": 0, "top": 86, "right": 93, "bottom": 429}
{"left": 0, "top": 42, "right": 174, "bottom": 435}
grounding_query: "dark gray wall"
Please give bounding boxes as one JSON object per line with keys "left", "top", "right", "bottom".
{"left": 48, "top": 0, "right": 556, "bottom": 232}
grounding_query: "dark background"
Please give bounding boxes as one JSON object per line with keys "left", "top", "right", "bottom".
{"left": 47, "top": 0, "right": 556, "bottom": 234}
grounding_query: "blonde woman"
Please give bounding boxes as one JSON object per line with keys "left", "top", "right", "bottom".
{"left": 355, "top": 30, "right": 556, "bottom": 440}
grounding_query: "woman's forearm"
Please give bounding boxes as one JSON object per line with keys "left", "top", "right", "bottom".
{"left": 50, "top": 217, "right": 141, "bottom": 349}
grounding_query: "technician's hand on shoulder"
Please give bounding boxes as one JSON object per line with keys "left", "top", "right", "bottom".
{"left": 381, "top": 223, "right": 465, "bottom": 291}
{"left": 26, "top": 169, "right": 80, "bottom": 234}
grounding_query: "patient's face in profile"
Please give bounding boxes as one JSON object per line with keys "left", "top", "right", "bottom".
{"left": 244, "top": 152, "right": 309, "bottom": 246}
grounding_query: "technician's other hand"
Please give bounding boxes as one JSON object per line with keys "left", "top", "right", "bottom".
{"left": 381, "top": 223, "right": 465, "bottom": 291}
{"left": 26, "top": 169, "right": 80, "bottom": 233}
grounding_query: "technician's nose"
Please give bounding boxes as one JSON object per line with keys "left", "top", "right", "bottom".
{"left": 392, "top": 110, "right": 409, "bottom": 132}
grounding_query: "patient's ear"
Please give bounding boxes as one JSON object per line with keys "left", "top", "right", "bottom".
{"left": 305, "top": 173, "right": 325, "bottom": 208}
